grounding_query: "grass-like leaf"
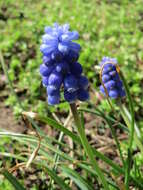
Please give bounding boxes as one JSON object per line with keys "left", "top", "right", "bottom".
{"left": 44, "top": 167, "right": 72, "bottom": 190}
{"left": 62, "top": 166, "right": 94, "bottom": 190}
{"left": 33, "top": 114, "right": 81, "bottom": 144}
{"left": 2, "top": 170, "right": 26, "bottom": 190}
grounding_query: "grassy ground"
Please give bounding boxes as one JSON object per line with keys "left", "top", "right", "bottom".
{"left": 0, "top": 0, "right": 143, "bottom": 189}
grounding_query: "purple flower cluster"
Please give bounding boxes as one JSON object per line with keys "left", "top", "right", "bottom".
{"left": 100, "top": 57, "right": 125, "bottom": 99}
{"left": 40, "top": 23, "right": 89, "bottom": 105}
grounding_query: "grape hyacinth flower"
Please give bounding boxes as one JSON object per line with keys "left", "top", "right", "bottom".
{"left": 40, "top": 23, "right": 89, "bottom": 105}
{"left": 100, "top": 57, "right": 126, "bottom": 99}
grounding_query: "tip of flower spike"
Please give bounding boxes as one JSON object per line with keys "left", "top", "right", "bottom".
{"left": 100, "top": 57, "right": 117, "bottom": 67}
{"left": 62, "top": 23, "right": 70, "bottom": 32}
{"left": 41, "top": 23, "right": 80, "bottom": 60}
{"left": 61, "top": 31, "right": 79, "bottom": 41}
{"left": 102, "top": 64, "right": 116, "bottom": 75}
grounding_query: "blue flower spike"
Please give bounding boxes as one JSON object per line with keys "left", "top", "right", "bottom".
{"left": 40, "top": 23, "right": 89, "bottom": 105}
{"left": 100, "top": 57, "right": 125, "bottom": 99}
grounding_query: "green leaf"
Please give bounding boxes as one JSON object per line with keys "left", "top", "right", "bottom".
{"left": 44, "top": 167, "right": 72, "bottom": 190}
{"left": 79, "top": 107, "right": 124, "bottom": 174}
{"left": 79, "top": 106, "right": 128, "bottom": 132}
{"left": 2, "top": 170, "right": 26, "bottom": 190}
{"left": 119, "top": 71, "right": 135, "bottom": 150}
{"left": 61, "top": 166, "right": 94, "bottom": 190}
{"left": 31, "top": 114, "right": 81, "bottom": 144}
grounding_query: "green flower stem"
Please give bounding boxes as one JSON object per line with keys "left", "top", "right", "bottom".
{"left": 70, "top": 103, "right": 109, "bottom": 190}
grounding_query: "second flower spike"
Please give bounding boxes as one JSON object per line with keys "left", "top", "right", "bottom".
{"left": 100, "top": 57, "right": 126, "bottom": 99}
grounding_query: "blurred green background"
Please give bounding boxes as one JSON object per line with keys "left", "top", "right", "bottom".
{"left": 1, "top": 0, "right": 143, "bottom": 116}
{"left": 1, "top": 0, "right": 143, "bottom": 189}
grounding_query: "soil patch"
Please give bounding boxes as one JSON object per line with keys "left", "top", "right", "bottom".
{"left": 0, "top": 102, "right": 25, "bottom": 133}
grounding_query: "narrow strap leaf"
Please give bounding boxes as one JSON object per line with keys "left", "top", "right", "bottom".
{"left": 61, "top": 166, "right": 94, "bottom": 190}
{"left": 2, "top": 170, "right": 26, "bottom": 190}
{"left": 45, "top": 167, "right": 72, "bottom": 190}
{"left": 29, "top": 114, "right": 81, "bottom": 144}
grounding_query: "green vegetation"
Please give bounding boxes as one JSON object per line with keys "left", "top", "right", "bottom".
{"left": 0, "top": 0, "right": 143, "bottom": 189}
{"left": 1, "top": 0, "right": 143, "bottom": 115}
